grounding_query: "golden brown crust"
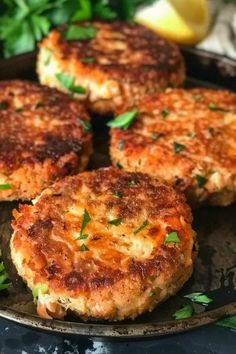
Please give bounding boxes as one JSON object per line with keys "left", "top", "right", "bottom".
{"left": 37, "top": 21, "right": 185, "bottom": 114}
{"left": 110, "top": 88, "right": 236, "bottom": 207}
{"left": 11, "top": 167, "right": 195, "bottom": 321}
{"left": 0, "top": 80, "right": 92, "bottom": 201}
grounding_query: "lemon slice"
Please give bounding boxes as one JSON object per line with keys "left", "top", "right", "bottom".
{"left": 135, "top": 0, "right": 210, "bottom": 45}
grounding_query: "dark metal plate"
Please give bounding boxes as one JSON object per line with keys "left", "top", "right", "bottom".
{"left": 0, "top": 52, "right": 235, "bottom": 338}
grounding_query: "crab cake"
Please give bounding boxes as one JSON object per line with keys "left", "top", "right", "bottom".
{"left": 37, "top": 21, "right": 185, "bottom": 115}
{"left": 0, "top": 80, "right": 92, "bottom": 201}
{"left": 11, "top": 167, "right": 195, "bottom": 321}
{"left": 110, "top": 88, "right": 236, "bottom": 207}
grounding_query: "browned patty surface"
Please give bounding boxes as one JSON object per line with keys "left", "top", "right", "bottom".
{"left": 0, "top": 80, "right": 92, "bottom": 200}
{"left": 11, "top": 167, "right": 195, "bottom": 321}
{"left": 110, "top": 88, "right": 236, "bottom": 206}
{"left": 37, "top": 21, "right": 185, "bottom": 114}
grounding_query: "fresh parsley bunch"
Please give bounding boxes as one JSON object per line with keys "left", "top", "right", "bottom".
{"left": 0, "top": 0, "right": 155, "bottom": 58}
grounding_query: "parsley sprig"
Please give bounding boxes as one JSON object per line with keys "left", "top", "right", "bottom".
{"left": 0, "top": 250, "right": 10, "bottom": 291}
{"left": 0, "top": 0, "right": 156, "bottom": 58}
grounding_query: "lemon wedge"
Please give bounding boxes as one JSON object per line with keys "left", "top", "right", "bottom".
{"left": 135, "top": 0, "right": 210, "bottom": 45}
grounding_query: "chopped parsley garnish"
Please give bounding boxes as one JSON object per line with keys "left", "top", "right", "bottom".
{"left": 63, "top": 25, "right": 97, "bottom": 41}
{"left": 0, "top": 256, "right": 10, "bottom": 291}
{"left": 165, "top": 231, "right": 180, "bottom": 244}
{"left": 134, "top": 219, "right": 149, "bottom": 235}
{"left": 116, "top": 162, "right": 123, "bottom": 169}
{"left": 107, "top": 110, "right": 137, "bottom": 130}
{"left": 78, "top": 209, "right": 91, "bottom": 240}
{"left": 208, "top": 102, "right": 226, "bottom": 112}
{"left": 15, "top": 107, "right": 23, "bottom": 112}
{"left": 208, "top": 127, "right": 214, "bottom": 135}
{"left": 35, "top": 102, "right": 43, "bottom": 109}
{"left": 195, "top": 174, "right": 207, "bottom": 188}
{"left": 151, "top": 132, "right": 162, "bottom": 141}
{"left": 184, "top": 292, "right": 213, "bottom": 305}
{"left": 173, "top": 142, "right": 185, "bottom": 154}
{"left": 149, "top": 291, "right": 156, "bottom": 297}
{"left": 76, "top": 234, "right": 89, "bottom": 240}
{"left": 192, "top": 94, "right": 202, "bottom": 101}
{"left": 161, "top": 108, "right": 169, "bottom": 118}
{"left": 81, "top": 57, "right": 96, "bottom": 64}
{"left": 80, "top": 243, "right": 89, "bottom": 252}
{"left": 56, "top": 73, "right": 86, "bottom": 94}
{"left": 108, "top": 218, "right": 121, "bottom": 226}
{"left": 77, "top": 118, "right": 91, "bottom": 132}
{"left": 217, "top": 315, "right": 236, "bottom": 330}
{"left": 128, "top": 179, "right": 137, "bottom": 186}
{"left": 113, "top": 191, "right": 123, "bottom": 198}
{"left": 32, "top": 283, "right": 48, "bottom": 300}
{"left": 117, "top": 139, "right": 125, "bottom": 151}
{"left": 0, "top": 184, "right": 11, "bottom": 190}
{"left": 173, "top": 304, "right": 193, "bottom": 320}
{"left": 0, "top": 102, "right": 8, "bottom": 110}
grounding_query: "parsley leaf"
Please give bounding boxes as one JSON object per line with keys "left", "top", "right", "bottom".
{"left": 165, "top": 231, "right": 180, "bottom": 243}
{"left": 32, "top": 283, "right": 48, "bottom": 300}
{"left": 0, "top": 255, "right": 10, "bottom": 292}
{"left": 107, "top": 110, "right": 138, "bottom": 130}
{"left": 173, "top": 142, "right": 185, "bottom": 154}
{"left": 0, "top": 102, "right": 8, "bottom": 110}
{"left": 80, "top": 243, "right": 89, "bottom": 252}
{"left": 108, "top": 218, "right": 121, "bottom": 226}
{"left": 77, "top": 118, "right": 91, "bottom": 132}
{"left": 113, "top": 191, "right": 123, "bottom": 198}
{"left": 0, "top": 184, "right": 11, "bottom": 190}
{"left": 134, "top": 219, "right": 149, "bottom": 235}
{"left": 184, "top": 292, "right": 213, "bottom": 305}
{"left": 81, "top": 57, "right": 96, "bottom": 64}
{"left": 56, "top": 73, "right": 86, "bottom": 94}
{"left": 195, "top": 174, "right": 207, "bottom": 188}
{"left": 161, "top": 108, "right": 169, "bottom": 118}
{"left": 173, "top": 304, "right": 194, "bottom": 320}
{"left": 79, "top": 209, "right": 91, "bottom": 238}
{"left": 208, "top": 102, "right": 226, "bottom": 112}
{"left": 217, "top": 315, "right": 236, "bottom": 330}
{"left": 63, "top": 24, "right": 97, "bottom": 41}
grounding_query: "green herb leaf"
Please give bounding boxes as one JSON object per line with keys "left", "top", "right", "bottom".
{"left": 134, "top": 219, "right": 149, "bottom": 235}
{"left": 63, "top": 25, "right": 97, "bottom": 41}
{"left": 0, "top": 184, "right": 11, "bottom": 190}
{"left": 77, "top": 118, "right": 91, "bottom": 132}
{"left": 107, "top": 110, "right": 138, "bottom": 130}
{"left": 173, "top": 142, "right": 185, "bottom": 154}
{"left": 55, "top": 73, "right": 86, "bottom": 94}
{"left": 81, "top": 56, "right": 96, "bottom": 64}
{"left": 161, "top": 108, "right": 169, "bottom": 118}
{"left": 116, "top": 162, "right": 123, "bottom": 169}
{"left": 76, "top": 234, "right": 89, "bottom": 240}
{"left": 35, "top": 102, "right": 43, "bottom": 109}
{"left": 184, "top": 292, "right": 213, "bottom": 305}
{"left": 208, "top": 127, "right": 214, "bottom": 135}
{"left": 192, "top": 94, "right": 203, "bottom": 101}
{"left": 108, "top": 218, "right": 121, "bottom": 226}
{"left": 195, "top": 174, "right": 207, "bottom": 188}
{"left": 173, "top": 304, "right": 194, "bottom": 320}
{"left": 32, "top": 283, "right": 48, "bottom": 300}
{"left": 113, "top": 192, "right": 123, "bottom": 198}
{"left": 208, "top": 103, "right": 226, "bottom": 112}
{"left": 80, "top": 209, "right": 91, "bottom": 238}
{"left": 165, "top": 231, "right": 180, "bottom": 243}
{"left": 80, "top": 243, "right": 89, "bottom": 252}
{"left": 15, "top": 107, "right": 23, "bottom": 112}
{"left": 217, "top": 315, "right": 236, "bottom": 330}
{"left": 0, "top": 102, "right": 8, "bottom": 110}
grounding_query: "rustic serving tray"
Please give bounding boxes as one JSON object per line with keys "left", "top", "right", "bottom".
{"left": 0, "top": 52, "right": 235, "bottom": 338}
